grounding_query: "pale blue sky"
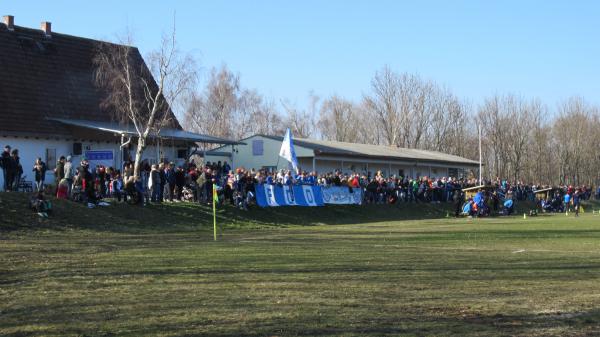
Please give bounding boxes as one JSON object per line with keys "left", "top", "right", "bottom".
{"left": 3, "top": 1, "right": 600, "bottom": 111}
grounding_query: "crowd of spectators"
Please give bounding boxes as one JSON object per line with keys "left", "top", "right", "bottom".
{"left": 1, "top": 145, "right": 23, "bottom": 192}
{"left": 2, "top": 143, "right": 598, "bottom": 214}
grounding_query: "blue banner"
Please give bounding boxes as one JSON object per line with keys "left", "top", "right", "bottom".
{"left": 322, "top": 186, "right": 363, "bottom": 205}
{"left": 85, "top": 150, "right": 113, "bottom": 161}
{"left": 255, "top": 184, "right": 324, "bottom": 207}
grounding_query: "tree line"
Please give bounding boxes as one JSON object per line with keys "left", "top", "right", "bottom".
{"left": 183, "top": 65, "right": 599, "bottom": 187}
{"left": 93, "top": 29, "right": 598, "bottom": 187}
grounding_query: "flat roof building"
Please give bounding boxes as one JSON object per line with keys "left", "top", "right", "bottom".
{"left": 206, "top": 134, "right": 480, "bottom": 178}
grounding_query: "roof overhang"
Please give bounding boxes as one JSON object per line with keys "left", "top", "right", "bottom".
{"left": 314, "top": 151, "right": 481, "bottom": 167}
{"left": 48, "top": 118, "right": 244, "bottom": 145}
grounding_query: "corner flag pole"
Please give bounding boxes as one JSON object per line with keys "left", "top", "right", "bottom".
{"left": 213, "top": 183, "right": 217, "bottom": 241}
{"left": 478, "top": 124, "right": 482, "bottom": 183}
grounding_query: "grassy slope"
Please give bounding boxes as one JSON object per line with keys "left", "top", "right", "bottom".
{"left": 2, "top": 192, "right": 600, "bottom": 336}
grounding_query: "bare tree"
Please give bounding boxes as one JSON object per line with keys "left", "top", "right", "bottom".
{"left": 94, "top": 27, "right": 195, "bottom": 178}
{"left": 363, "top": 66, "right": 448, "bottom": 149}
{"left": 281, "top": 93, "right": 319, "bottom": 138}
{"left": 184, "top": 65, "right": 286, "bottom": 142}
{"left": 362, "top": 66, "right": 402, "bottom": 146}
{"left": 181, "top": 60, "right": 600, "bottom": 186}
{"left": 240, "top": 92, "right": 285, "bottom": 136}
{"left": 318, "top": 95, "right": 359, "bottom": 142}
{"left": 184, "top": 65, "right": 240, "bottom": 140}
{"left": 553, "top": 97, "right": 600, "bottom": 185}
{"left": 477, "top": 95, "right": 510, "bottom": 179}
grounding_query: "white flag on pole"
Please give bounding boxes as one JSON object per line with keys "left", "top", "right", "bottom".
{"left": 279, "top": 128, "right": 299, "bottom": 173}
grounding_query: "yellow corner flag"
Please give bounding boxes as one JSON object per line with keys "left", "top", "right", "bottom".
{"left": 213, "top": 183, "right": 218, "bottom": 241}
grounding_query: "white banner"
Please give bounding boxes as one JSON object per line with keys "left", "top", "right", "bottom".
{"left": 322, "top": 186, "right": 363, "bottom": 205}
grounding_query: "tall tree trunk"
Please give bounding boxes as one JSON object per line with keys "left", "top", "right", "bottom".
{"left": 133, "top": 137, "right": 146, "bottom": 178}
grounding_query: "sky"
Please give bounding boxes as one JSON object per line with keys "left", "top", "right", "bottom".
{"left": 3, "top": 1, "right": 600, "bottom": 112}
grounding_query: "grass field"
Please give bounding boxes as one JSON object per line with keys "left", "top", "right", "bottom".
{"left": 2, "top": 193, "right": 600, "bottom": 336}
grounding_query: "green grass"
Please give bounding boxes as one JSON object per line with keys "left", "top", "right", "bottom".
{"left": 2, "top": 192, "right": 600, "bottom": 336}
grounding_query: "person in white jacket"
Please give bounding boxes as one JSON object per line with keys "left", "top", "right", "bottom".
{"left": 148, "top": 164, "right": 162, "bottom": 203}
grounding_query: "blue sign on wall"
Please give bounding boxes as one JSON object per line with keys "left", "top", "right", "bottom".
{"left": 85, "top": 150, "right": 114, "bottom": 161}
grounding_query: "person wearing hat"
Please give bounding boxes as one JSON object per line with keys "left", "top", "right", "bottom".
{"left": 1, "top": 145, "right": 11, "bottom": 191}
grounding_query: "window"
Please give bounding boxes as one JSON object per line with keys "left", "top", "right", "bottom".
{"left": 448, "top": 168, "right": 458, "bottom": 178}
{"left": 177, "top": 149, "right": 188, "bottom": 159}
{"left": 398, "top": 169, "right": 405, "bottom": 178}
{"left": 46, "top": 148, "right": 56, "bottom": 170}
{"left": 252, "top": 140, "right": 264, "bottom": 156}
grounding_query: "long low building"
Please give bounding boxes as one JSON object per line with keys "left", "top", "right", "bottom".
{"left": 206, "top": 134, "right": 480, "bottom": 178}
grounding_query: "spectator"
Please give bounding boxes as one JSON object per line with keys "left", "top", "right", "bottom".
{"left": 55, "top": 156, "right": 66, "bottom": 192}
{"left": 563, "top": 192, "right": 571, "bottom": 213}
{"left": 148, "top": 164, "right": 161, "bottom": 203}
{"left": 32, "top": 157, "right": 47, "bottom": 192}
{"left": 80, "top": 160, "right": 95, "bottom": 205}
{"left": 573, "top": 189, "right": 581, "bottom": 217}
{"left": 111, "top": 171, "right": 124, "bottom": 202}
{"left": 165, "top": 162, "right": 176, "bottom": 202}
{"left": 158, "top": 162, "right": 166, "bottom": 202}
{"left": 10, "top": 149, "right": 22, "bottom": 191}
{"left": 64, "top": 155, "right": 74, "bottom": 195}
{"left": 1, "top": 145, "right": 11, "bottom": 191}
{"left": 222, "top": 161, "right": 231, "bottom": 175}
{"left": 175, "top": 166, "right": 186, "bottom": 201}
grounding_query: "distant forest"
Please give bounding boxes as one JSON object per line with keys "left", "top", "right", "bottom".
{"left": 183, "top": 65, "right": 599, "bottom": 186}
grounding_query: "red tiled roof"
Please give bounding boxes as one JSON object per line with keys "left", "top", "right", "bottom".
{"left": 0, "top": 23, "right": 181, "bottom": 138}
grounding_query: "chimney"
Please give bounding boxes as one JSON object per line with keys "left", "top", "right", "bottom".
{"left": 41, "top": 21, "right": 51, "bottom": 37}
{"left": 3, "top": 15, "right": 14, "bottom": 31}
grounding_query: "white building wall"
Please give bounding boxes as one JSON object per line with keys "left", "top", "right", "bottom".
{"left": 217, "top": 135, "right": 314, "bottom": 172}
{"left": 203, "top": 153, "right": 231, "bottom": 167}
{"left": 0, "top": 138, "right": 73, "bottom": 189}
{"left": 202, "top": 135, "right": 476, "bottom": 178}
{"left": 312, "top": 157, "right": 472, "bottom": 179}
{"left": 0, "top": 136, "right": 184, "bottom": 190}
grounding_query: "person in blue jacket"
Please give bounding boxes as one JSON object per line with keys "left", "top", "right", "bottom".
{"left": 563, "top": 192, "right": 571, "bottom": 213}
